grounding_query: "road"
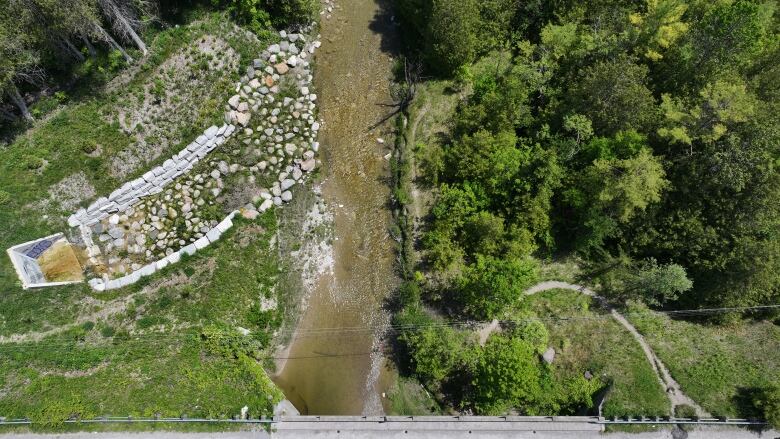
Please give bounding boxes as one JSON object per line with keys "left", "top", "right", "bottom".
{"left": 0, "top": 423, "right": 777, "bottom": 439}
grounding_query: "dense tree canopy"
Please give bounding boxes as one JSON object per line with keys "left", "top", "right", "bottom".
{"left": 401, "top": 0, "right": 780, "bottom": 312}
{"left": 397, "top": 0, "right": 780, "bottom": 415}
{"left": 0, "top": 0, "right": 316, "bottom": 123}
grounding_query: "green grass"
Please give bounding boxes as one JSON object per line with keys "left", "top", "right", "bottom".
{"left": 626, "top": 302, "right": 780, "bottom": 417}
{"left": 386, "top": 376, "right": 444, "bottom": 416}
{"left": 527, "top": 289, "right": 670, "bottom": 417}
{"left": 0, "top": 12, "right": 287, "bottom": 424}
{"left": 0, "top": 213, "right": 284, "bottom": 423}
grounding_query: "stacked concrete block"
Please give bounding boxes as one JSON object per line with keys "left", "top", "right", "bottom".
{"left": 68, "top": 124, "right": 236, "bottom": 228}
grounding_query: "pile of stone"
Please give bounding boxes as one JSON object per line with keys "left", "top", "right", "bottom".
{"left": 76, "top": 29, "right": 323, "bottom": 291}
{"left": 68, "top": 124, "right": 235, "bottom": 228}
{"left": 91, "top": 170, "right": 223, "bottom": 264}
{"left": 227, "top": 30, "right": 322, "bottom": 211}
{"left": 322, "top": 0, "right": 335, "bottom": 19}
{"left": 89, "top": 211, "right": 237, "bottom": 291}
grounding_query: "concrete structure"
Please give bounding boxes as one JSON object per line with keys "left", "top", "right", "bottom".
{"left": 6, "top": 233, "right": 83, "bottom": 289}
{"left": 0, "top": 418, "right": 774, "bottom": 439}
{"left": 67, "top": 124, "right": 235, "bottom": 229}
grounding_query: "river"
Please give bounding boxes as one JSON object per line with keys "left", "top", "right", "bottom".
{"left": 272, "top": 0, "right": 399, "bottom": 415}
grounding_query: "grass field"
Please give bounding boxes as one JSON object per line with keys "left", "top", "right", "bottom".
{"left": 626, "top": 302, "right": 780, "bottom": 418}
{"left": 527, "top": 289, "right": 670, "bottom": 417}
{"left": 385, "top": 375, "right": 444, "bottom": 416}
{"left": 0, "top": 13, "right": 287, "bottom": 424}
{"left": 0, "top": 214, "right": 285, "bottom": 423}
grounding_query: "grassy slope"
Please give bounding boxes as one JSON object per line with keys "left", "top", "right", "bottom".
{"left": 386, "top": 376, "right": 444, "bottom": 415}
{"left": 0, "top": 12, "right": 267, "bottom": 336}
{"left": 626, "top": 302, "right": 780, "bottom": 417}
{"left": 528, "top": 289, "right": 670, "bottom": 417}
{"left": 0, "top": 12, "right": 287, "bottom": 422}
{"left": 0, "top": 214, "right": 284, "bottom": 420}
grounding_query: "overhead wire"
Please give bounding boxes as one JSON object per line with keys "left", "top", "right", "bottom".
{"left": 0, "top": 303, "right": 777, "bottom": 354}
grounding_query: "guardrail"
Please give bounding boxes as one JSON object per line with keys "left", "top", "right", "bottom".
{"left": 0, "top": 415, "right": 770, "bottom": 427}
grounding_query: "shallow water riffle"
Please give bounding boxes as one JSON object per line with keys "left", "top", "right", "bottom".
{"left": 272, "top": 0, "right": 400, "bottom": 415}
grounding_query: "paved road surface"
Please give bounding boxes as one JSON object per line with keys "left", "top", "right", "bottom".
{"left": 0, "top": 423, "right": 777, "bottom": 439}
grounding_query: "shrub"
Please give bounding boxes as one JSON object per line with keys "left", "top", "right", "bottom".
{"left": 81, "top": 143, "right": 97, "bottom": 154}
{"left": 54, "top": 91, "right": 67, "bottom": 103}
{"left": 458, "top": 255, "right": 539, "bottom": 319}
{"left": 24, "top": 156, "right": 44, "bottom": 170}
{"left": 397, "top": 280, "right": 421, "bottom": 307}
{"left": 470, "top": 336, "right": 542, "bottom": 414}
{"left": 107, "top": 50, "right": 126, "bottom": 72}
{"left": 264, "top": 0, "right": 318, "bottom": 27}
{"left": 0, "top": 190, "right": 10, "bottom": 205}
{"left": 29, "top": 400, "right": 90, "bottom": 427}
{"left": 100, "top": 325, "right": 116, "bottom": 338}
{"left": 753, "top": 384, "right": 780, "bottom": 428}
{"left": 399, "top": 321, "right": 471, "bottom": 385}
{"left": 510, "top": 318, "right": 549, "bottom": 355}
{"left": 674, "top": 404, "right": 697, "bottom": 418}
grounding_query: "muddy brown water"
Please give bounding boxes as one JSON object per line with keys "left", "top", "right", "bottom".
{"left": 272, "top": 0, "right": 400, "bottom": 415}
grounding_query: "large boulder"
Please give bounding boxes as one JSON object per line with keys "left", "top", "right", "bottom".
{"left": 228, "top": 95, "right": 240, "bottom": 109}
{"left": 235, "top": 112, "right": 251, "bottom": 127}
{"left": 301, "top": 158, "right": 316, "bottom": 172}
{"left": 274, "top": 62, "right": 290, "bottom": 75}
{"left": 542, "top": 347, "right": 556, "bottom": 364}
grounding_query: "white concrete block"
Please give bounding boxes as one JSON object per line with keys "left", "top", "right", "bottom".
{"left": 206, "top": 228, "right": 222, "bottom": 243}
{"left": 194, "top": 236, "right": 210, "bottom": 250}
{"left": 181, "top": 244, "right": 197, "bottom": 256}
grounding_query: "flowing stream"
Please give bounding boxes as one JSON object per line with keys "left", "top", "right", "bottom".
{"left": 273, "top": 0, "right": 399, "bottom": 415}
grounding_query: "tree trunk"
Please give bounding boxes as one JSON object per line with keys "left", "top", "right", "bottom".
{"left": 7, "top": 84, "right": 33, "bottom": 121}
{"left": 81, "top": 33, "right": 97, "bottom": 58}
{"left": 113, "top": 8, "right": 147, "bottom": 55}
{"left": 94, "top": 23, "right": 133, "bottom": 62}
{"left": 101, "top": 0, "right": 147, "bottom": 55}
{"left": 62, "top": 37, "right": 86, "bottom": 62}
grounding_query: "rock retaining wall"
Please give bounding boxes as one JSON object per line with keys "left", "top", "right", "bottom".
{"left": 67, "top": 124, "right": 236, "bottom": 228}
{"left": 73, "top": 29, "right": 323, "bottom": 292}
{"left": 89, "top": 211, "right": 237, "bottom": 291}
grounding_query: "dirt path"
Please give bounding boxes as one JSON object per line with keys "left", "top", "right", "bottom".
{"left": 272, "top": 0, "right": 400, "bottom": 416}
{"left": 0, "top": 294, "right": 135, "bottom": 344}
{"left": 524, "top": 281, "right": 710, "bottom": 417}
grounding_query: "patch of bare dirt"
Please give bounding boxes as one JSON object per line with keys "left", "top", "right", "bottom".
{"left": 107, "top": 35, "right": 240, "bottom": 178}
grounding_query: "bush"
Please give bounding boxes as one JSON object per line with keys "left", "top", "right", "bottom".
{"left": 674, "top": 404, "right": 697, "bottom": 418}
{"left": 753, "top": 384, "right": 780, "bottom": 428}
{"left": 470, "top": 336, "right": 542, "bottom": 414}
{"left": 107, "top": 50, "right": 126, "bottom": 72}
{"left": 81, "top": 143, "right": 97, "bottom": 154}
{"left": 510, "top": 318, "right": 549, "bottom": 355}
{"left": 29, "top": 400, "right": 90, "bottom": 427}
{"left": 264, "top": 0, "right": 318, "bottom": 27}
{"left": 458, "top": 255, "right": 539, "bottom": 319}
{"left": 397, "top": 280, "right": 421, "bottom": 307}
{"left": 24, "top": 156, "right": 44, "bottom": 170}
{"left": 100, "top": 325, "right": 116, "bottom": 338}
{"left": 0, "top": 190, "right": 10, "bottom": 205}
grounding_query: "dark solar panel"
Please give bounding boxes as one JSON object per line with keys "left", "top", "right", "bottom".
{"left": 26, "top": 240, "right": 53, "bottom": 259}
